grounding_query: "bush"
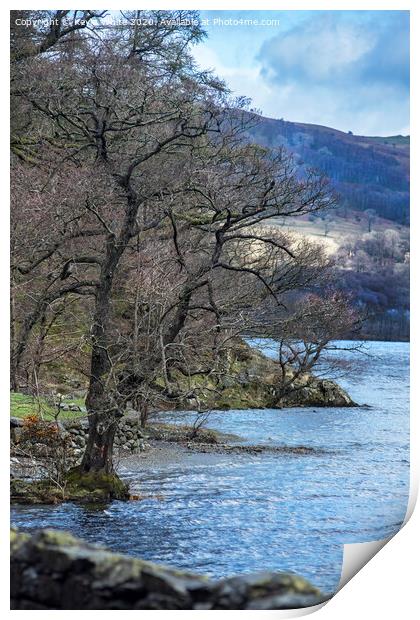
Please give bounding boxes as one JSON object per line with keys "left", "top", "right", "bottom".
{"left": 16, "top": 415, "right": 75, "bottom": 493}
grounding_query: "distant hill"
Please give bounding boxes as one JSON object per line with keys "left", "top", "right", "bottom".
{"left": 246, "top": 115, "right": 410, "bottom": 225}
{"left": 244, "top": 114, "right": 410, "bottom": 341}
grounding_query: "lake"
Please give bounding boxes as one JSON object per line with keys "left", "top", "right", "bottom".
{"left": 10, "top": 340, "right": 409, "bottom": 595}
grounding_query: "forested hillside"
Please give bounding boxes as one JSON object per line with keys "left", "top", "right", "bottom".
{"left": 245, "top": 114, "right": 410, "bottom": 341}
{"left": 247, "top": 116, "right": 409, "bottom": 225}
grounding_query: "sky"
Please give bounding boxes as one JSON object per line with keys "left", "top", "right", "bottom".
{"left": 192, "top": 10, "right": 410, "bottom": 136}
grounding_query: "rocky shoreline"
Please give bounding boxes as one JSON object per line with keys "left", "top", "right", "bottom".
{"left": 174, "top": 341, "right": 358, "bottom": 411}
{"left": 11, "top": 384, "right": 348, "bottom": 505}
{"left": 10, "top": 414, "right": 329, "bottom": 475}
{"left": 183, "top": 442, "right": 327, "bottom": 455}
{"left": 10, "top": 440, "right": 327, "bottom": 505}
{"left": 10, "top": 343, "right": 356, "bottom": 505}
{"left": 11, "top": 528, "right": 327, "bottom": 610}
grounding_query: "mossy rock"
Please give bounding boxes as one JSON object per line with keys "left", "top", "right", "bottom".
{"left": 64, "top": 467, "right": 129, "bottom": 502}
{"left": 11, "top": 479, "right": 67, "bottom": 504}
{"left": 212, "top": 382, "right": 275, "bottom": 410}
{"left": 176, "top": 340, "right": 357, "bottom": 410}
{"left": 10, "top": 469, "right": 129, "bottom": 505}
{"left": 11, "top": 528, "right": 326, "bottom": 609}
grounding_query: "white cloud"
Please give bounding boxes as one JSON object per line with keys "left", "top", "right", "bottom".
{"left": 192, "top": 43, "right": 273, "bottom": 111}
{"left": 191, "top": 12, "right": 409, "bottom": 136}
{"left": 260, "top": 15, "right": 374, "bottom": 82}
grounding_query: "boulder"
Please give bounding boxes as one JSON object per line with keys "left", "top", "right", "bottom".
{"left": 278, "top": 378, "right": 356, "bottom": 408}
{"left": 168, "top": 340, "right": 357, "bottom": 410}
{"left": 10, "top": 529, "right": 327, "bottom": 610}
{"left": 11, "top": 469, "right": 129, "bottom": 505}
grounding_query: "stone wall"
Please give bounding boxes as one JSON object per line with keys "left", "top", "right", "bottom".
{"left": 11, "top": 529, "right": 327, "bottom": 610}
{"left": 11, "top": 415, "right": 150, "bottom": 458}
{"left": 64, "top": 415, "right": 149, "bottom": 456}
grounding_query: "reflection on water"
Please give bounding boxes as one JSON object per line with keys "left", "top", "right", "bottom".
{"left": 11, "top": 341, "right": 409, "bottom": 594}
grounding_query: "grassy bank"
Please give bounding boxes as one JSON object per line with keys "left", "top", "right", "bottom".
{"left": 10, "top": 392, "right": 85, "bottom": 421}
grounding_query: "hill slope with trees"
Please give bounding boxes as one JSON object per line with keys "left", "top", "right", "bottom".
{"left": 245, "top": 114, "right": 410, "bottom": 341}
{"left": 246, "top": 115, "right": 409, "bottom": 225}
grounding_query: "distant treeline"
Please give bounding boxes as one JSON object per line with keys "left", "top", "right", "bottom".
{"left": 335, "top": 229, "right": 410, "bottom": 341}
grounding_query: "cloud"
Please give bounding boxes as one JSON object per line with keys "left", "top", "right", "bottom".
{"left": 259, "top": 13, "right": 374, "bottom": 84}
{"left": 255, "top": 11, "right": 409, "bottom": 135}
{"left": 192, "top": 43, "right": 274, "bottom": 108}
{"left": 357, "top": 13, "right": 409, "bottom": 89}
{"left": 258, "top": 12, "right": 409, "bottom": 89}
{"left": 191, "top": 11, "right": 409, "bottom": 135}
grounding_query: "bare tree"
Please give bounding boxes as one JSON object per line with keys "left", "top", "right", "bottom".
{"left": 11, "top": 11, "right": 346, "bottom": 491}
{"left": 10, "top": 10, "right": 107, "bottom": 62}
{"left": 264, "top": 292, "right": 361, "bottom": 398}
{"left": 365, "top": 209, "right": 377, "bottom": 233}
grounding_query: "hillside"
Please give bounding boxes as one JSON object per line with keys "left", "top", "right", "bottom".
{"left": 246, "top": 116, "right": 410, "bottom": 225}
{"left": 244, "top": 113, "right": 410, "bottom": 341}
{"left": 268, "top": 210, "right": 409, "bottom": 256}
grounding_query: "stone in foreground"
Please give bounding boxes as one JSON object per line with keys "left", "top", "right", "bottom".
{"left": 11, "top": 529, "right": 328, "bottom": 610}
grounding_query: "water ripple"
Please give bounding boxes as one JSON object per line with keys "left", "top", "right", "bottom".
{"left": 11, "top": 340, "right": 409, "bottom": 595}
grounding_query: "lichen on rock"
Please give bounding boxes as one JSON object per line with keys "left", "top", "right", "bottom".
{"left": 173, "top": 340, "right": 357, "bottom": 410}
{"left": 10, "top": 468, "right": 129, "bottom": 505}
{"left": 10, "top": 528, "right": 327, "bottom": 610}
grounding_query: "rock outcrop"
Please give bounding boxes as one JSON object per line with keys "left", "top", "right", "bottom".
{"left": 185, "top": 341, "right": 357, "bottom": 410}
{"left": 10, "top": 529, "right": 327, "bottom": 610}
{"left": 10, "top": 469, "right": 129, "bottom": 505}
{"left": 279, "top": 379, "right": 356, "bottom": 408}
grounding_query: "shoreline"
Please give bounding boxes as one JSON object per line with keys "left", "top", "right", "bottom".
{"left": 11, "top": 436, "right": 327, "bottom": 481}
{"left": 11, "top": 432, "right": 329, "bottom": 505}
{"left": 117, "top": 439, "right": 327, "bottom": 474}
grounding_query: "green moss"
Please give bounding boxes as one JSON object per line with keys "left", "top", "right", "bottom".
{"left": 211, "top": 381, "right": 274, "bottom": 410}
{"left": 10, "top": 528, "right": 30, "bottom": 552}
{"left": 149, "top": 341, "right": 281, "bottom": 412}
{"left": 11, "top": 469, "right": 129, "bottom": 505}
{"left": 65, "top": 467, "right": 129, "bottom": 502}
{"left": 33, "top": 529, "right": 79, "bottom": 548}
{"left": 10, "top": 478, "right": 66, "bottom": 504}
{"left": 154, "top": 376, "right": 165, "bottom": 388}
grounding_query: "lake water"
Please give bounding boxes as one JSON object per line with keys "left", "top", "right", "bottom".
{"left": 10, "top": 340, "right": 409, "bottom": 595}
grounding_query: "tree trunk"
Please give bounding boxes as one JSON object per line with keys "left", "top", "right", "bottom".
{"left": 10, "top": 303, "right": 47, "bottom": 392}
{"left": 80, "top": 408, "right": 118, "bottom": 474}
{"left": 10, "top": 273, "right": 18, "bottom": 391}
{"left": 69, "top": 252, "right": 130, "bottom": 501}
{"left": 80, "top": 193, "right": 139, "bottom": 475}
{"left": 81, "top": 258, "right": 119, "bottom": 474}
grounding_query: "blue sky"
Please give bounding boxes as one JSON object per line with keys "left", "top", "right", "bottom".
{"left": 192, "top": 10, "right": 409, "bottom": 136}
